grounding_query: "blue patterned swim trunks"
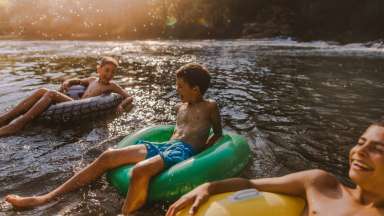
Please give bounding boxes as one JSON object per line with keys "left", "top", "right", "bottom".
{"left": 136, "top": 140, "right": 196, "bottom": 168}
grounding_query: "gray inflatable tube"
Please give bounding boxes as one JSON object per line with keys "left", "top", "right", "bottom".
{"left": 37, "top": 89, "right": 123, "bottom": 123}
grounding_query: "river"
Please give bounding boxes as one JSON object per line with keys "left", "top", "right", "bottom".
{"left": 0, "top": 39, "right": 383, "bottom": 215}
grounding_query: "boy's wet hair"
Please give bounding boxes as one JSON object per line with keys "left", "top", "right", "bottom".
{"left": 98, "top": 56, "right": 119, "bottom": 67}
{"left": 176, "top": 63, "right": 211, "bottom": 95}
{"left": 373, "top": 119, "right": 384, "bottom": 127}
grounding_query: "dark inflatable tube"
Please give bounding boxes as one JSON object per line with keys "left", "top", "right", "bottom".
{"left": 37, "top": 86, "right": 122, "bottom": 123}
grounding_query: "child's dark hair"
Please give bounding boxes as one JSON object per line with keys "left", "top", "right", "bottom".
{"left": 373, "top": 119, "right": 384, "bottom": 127}
{"left": 98, "top": 56, "right": 119, "bottom": 67}
{"left": 176, "top": 63, "right": 211, "bottom": 94}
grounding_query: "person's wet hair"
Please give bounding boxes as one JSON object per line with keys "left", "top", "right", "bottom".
{"left": 373, "top": 119, "right": 384, "bottom": 128}
{"left": 98, "top": 56, "right": 119, "bottom": 67}
{"left": 176, "top": 63, "right": 211, "bottom": 95}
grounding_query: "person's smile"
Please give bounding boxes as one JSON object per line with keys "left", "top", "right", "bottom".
{"left": 351, "top": 158, "right": 374, "bottom": 172}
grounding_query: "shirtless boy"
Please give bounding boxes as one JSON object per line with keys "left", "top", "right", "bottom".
{"left": 167, "top": 121, "right": 384, "bottom": 216}
{"left": 0, "top": 56, "right": 133, "bottom": 136}
{"left": 5, "top": 63, "right": 223, "bottom": 215}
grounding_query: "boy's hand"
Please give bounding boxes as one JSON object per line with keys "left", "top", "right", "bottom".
{"left": 166, "top": 184, "right": 210, "bottom": 216}
{"left": 60, "top": 81, "right": 70, "bottom": 93}
{"left": 116, "top": 105, "right": 124, "bottom": 114}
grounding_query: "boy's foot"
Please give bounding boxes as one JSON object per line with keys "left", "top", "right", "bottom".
{"left": 5, "top": 194, "right": 49, "bottom": 208}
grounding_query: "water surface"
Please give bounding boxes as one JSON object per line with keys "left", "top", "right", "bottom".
{"left": 0, "top": 39, "right": 383, "bottom": 215}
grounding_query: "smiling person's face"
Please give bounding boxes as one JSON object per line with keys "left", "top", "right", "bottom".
{"left": 349, "top": 124, "right": 384, "bottom": 190}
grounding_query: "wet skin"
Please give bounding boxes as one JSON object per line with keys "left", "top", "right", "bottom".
{"left": 171, "top": 78, "right": 222, "bottom": 152}
{"left": 166, "top": 125, "right": 384, "bottom": 216}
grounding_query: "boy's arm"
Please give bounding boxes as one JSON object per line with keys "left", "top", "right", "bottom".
{"left": 60, "top": 77, "right": 94, "bottom": 92}
{"left": 205, "top": 102, "right": 222, "bottom": 148}
{"left": 175, "top": 103, "right": 182, "bottom": 113}
{"left": 171, "top": 103, "right": 183, "bottom": 137}
{"left": 111, "top": 83, "right": 133, "bottom": 112}
{"left": 166, "top": 169, "right": 328, "bottom": 216}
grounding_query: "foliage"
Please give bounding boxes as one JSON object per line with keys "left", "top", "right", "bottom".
{"left": 0, "top": 0, "right": 383, "bottom": 41}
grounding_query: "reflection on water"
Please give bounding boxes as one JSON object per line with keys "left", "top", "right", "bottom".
{"left": 0, "top": 39, "right": 383, "bottom": 215}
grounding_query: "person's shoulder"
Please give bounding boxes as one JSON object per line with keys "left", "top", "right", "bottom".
{"left": 203, "top": 99, "right": 218, "bottom": 107}
{"left": 304, "top": 169, "right": 339, "bottom": 188}
{"left": 203, "top": 99, "right": 219, "bottom": 112}
{"left": 107, "top": 81, "right": 121, "bottom": 89}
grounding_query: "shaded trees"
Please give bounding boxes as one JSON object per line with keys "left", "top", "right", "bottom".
{"left": 0, "top": 0, "right": 383, "bottom": 41}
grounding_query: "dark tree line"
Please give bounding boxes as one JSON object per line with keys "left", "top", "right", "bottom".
{"left": 0, "top": 0, "right": 383, "bottom": 42}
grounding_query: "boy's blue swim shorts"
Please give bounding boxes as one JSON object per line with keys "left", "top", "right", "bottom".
{"left": 136, "top": 140, "right": 196, "bottom": 168}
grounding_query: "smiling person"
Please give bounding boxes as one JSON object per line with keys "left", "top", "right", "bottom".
{"left": 0, "top": 56, "right": 133, "bottom": 136}
{"left": 5, "top": 63, "right": 223, "bottom": 215}
{"left": 167, "top": 121, "right": 384, "bottom": 216}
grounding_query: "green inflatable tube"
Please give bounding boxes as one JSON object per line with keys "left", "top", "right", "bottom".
{"left": 106, "top": 125, "right": 251, "bottom": 202}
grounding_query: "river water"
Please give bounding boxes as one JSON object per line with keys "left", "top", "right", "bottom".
{"left": 0, "top": 39, "right": 383, "bottom": 215}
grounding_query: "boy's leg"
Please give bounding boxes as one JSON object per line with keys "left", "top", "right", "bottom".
{"left": 0, "top": 90, "right": 73, "bottom": 136}
{"left": 5, "top": 144, "right": 148, "bottom": 208}
{"left": 0, "top": 88, "right": 50, "bottom": 126}
{"left": 122, "top": 155, "right": 165, "bottom": 214}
